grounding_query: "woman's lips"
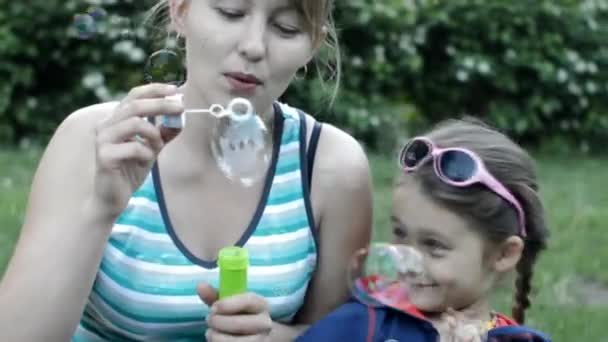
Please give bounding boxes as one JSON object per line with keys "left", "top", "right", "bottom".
{"left": 225, "top": 72, "right": 262, "bottom": 92}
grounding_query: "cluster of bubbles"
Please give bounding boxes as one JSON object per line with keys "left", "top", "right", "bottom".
{"left": 144, "top": 49, "right": 271, "bottom": 186}
{"left": 72, "top": 7, "right": 137, "bottom": 41}
{"left": 72, "top": 7, "right": 107, "bottom": 40}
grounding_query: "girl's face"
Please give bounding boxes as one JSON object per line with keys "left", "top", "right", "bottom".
{"left": 171, "top": 0, "right": 316, "bottom": 114}
{"left": 390, "top": 178, "right": 498, "bottom": 313}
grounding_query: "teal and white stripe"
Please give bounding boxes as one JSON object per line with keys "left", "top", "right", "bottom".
{"left": 73, "top": 102, "right": 318, "bottom": 341}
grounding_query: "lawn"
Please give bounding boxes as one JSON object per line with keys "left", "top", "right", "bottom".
{"left": 1, "top": 147, "right": 607, "bottom": 340}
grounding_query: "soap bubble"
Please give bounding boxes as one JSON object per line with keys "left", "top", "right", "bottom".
{"left": 210, "top": 98, "right": 272, "bottom": 187}
{"left": 144, "top": 49, "right": 185, "bottom": 86}
{"left": 73, "top": 14, "right": 97, "bottom": 40}
{"left": 348, "top": 243, "right": 426, "bottom": 307}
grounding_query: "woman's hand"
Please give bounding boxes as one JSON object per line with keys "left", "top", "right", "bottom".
{"left": 198, "top": 283, "right": 273, "bottom": 342}
{"left": 92, "top": 83, "right": 183, "bottom": 217}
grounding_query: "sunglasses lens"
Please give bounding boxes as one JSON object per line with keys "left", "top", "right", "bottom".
{"left": 439, "top": 150, "right": 477, "bottom": 182}
{"left": 401, "top": 140, "right": 430, "bottom": 168}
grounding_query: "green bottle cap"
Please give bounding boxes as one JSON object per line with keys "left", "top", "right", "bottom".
{"left": 218, "top": 246, "right": 249, "bottom": 299}
{"left": 218, "top": 246, "right": 249, "bottom": 270}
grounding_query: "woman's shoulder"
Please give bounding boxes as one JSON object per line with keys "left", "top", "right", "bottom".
{"left": 37, "top": 101, "right": 119, "bottom": 178}
{"left": 17, "top": 101, "right": 121, "bottom": 230}
{"left": 277, "top": 101, "right": 371, "bottom": 187}
{"left": 277, "top": 102, "right": 364, "bottom": 153}
{"left": 61, "top": 101, "right": 119, "bottom": 131}
{"left": 46, "top": 101, "right": 119, "bottom": 152}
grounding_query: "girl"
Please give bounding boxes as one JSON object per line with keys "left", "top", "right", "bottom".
{"left": 0, "top": 1, "right": 373, "bottom": 341}
{"left": 296, "top": 118, "right": 552, "bottom": 341}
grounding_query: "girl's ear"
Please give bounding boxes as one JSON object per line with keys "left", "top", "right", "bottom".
{"left": 492, "top": 236, "right": 524, "bottom": 273}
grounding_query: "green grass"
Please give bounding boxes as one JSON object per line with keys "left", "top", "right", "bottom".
{"left": 369, "top": 152, "right": 608, "bottom": 340}
{"left": 1, "top": 147, "right": 607, "bottom": 340}
{"left": 0, "top": 148, "right": 41, "bottom": 275}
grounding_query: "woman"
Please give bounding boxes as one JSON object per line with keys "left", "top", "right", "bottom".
{"left": 0, "top": 0, "right": 373, "bottom": 341}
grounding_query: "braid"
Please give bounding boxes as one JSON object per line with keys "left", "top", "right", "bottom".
{"left": 418, "top": 172, "right": 548, "bottom": 324}
{"left": 511, "top": 183, "right": 547, "bottom": 324}
{"left": 512, "top": 249, "right": 535, "bottom": 323}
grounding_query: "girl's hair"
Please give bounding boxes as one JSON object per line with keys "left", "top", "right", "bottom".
{"left": 144, "top": 0, "right": 341, "bottom": 104}
{"left": 406, "top": 117, "right": 549, "bottom": 324}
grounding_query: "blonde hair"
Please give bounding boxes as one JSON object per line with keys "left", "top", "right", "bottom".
{"left": 145, "top": 0, "right": 341, "bottom": 104}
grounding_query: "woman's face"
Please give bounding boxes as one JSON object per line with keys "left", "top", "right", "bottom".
{"left": 171, "top": 0, "right": 316, "bottom": 114}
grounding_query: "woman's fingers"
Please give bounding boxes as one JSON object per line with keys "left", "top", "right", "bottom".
{"left": 205, "top": 330, "right": 269, "bottom": 342}
{"left": 95, "top": 117, "right": 164, "bottom": 170}
{"left": 97, "top": 141, "right": 156, "bottom": 169}
{"left": 104, "top": 97, "right": 183, "bottom": 127}
{"left": 124, "top": 83, "right": 179, "bottom": 101}
{"left": 97, "top": 117, "right": 163, "bottom": 149}
{"left": 207, "top": 313, "right": 272, "bottom": 335}
{"left": 212, "top": 293, "right": 269, "bottom": 315}
{"left": 204, "top": 293, "right": 272, "bottom": 340}
{"left": 196, "top": 283, "right": 219, "bottom": 307}
{"left": 93, "top": 83, "right": 184, "bottom": 170}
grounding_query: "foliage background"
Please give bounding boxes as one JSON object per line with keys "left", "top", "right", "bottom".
{"left": 2, "top": 0, "right": 608, "bottom": 153}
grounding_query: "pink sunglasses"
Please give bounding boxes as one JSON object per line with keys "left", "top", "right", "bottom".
{"left": 399, "top": 137, "right": 526, "bottom": 237}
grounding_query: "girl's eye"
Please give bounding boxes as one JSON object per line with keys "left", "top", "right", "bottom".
{"left": 423, "top": 239, "right": 448, "bottom": 257}
{"left": 392, "top": 227, "right": 407, "bottom": 240}
{"left": 217, "top": 8, "right": 245, "bottom": 20}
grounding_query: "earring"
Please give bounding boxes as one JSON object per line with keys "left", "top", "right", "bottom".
{"left": 295, "top": 65, "right": 308, "bottom": 80}
{"left": 176, "top": 33, "right": 186, "bottom": 50}
{"left": 165, "top": 31, "right": 186, "bottom": 51}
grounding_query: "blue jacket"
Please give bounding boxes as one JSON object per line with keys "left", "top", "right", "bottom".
{"left": 295, "top": 299, "right": 552, "bottom": 342}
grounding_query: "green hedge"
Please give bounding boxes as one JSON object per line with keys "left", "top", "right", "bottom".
{"left": 286, "top": 0, "right": 608, "bottom": 151}
{"left": 2, "top": 0, "right": 608, "bottom": 152}
{"left": 0, "top": 0, "right": 155, "bottom": 144}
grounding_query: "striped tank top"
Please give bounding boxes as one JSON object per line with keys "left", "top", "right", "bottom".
{"left": 73, "top": 102, "right": 320, "bottom": 341}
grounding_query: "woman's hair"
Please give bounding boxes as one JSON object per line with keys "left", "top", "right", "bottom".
{"left": 145, "top": 0, "right": 341, "bottom": 103}
{"left": 404, "top": 117, "right": 549, "bottom": 324}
